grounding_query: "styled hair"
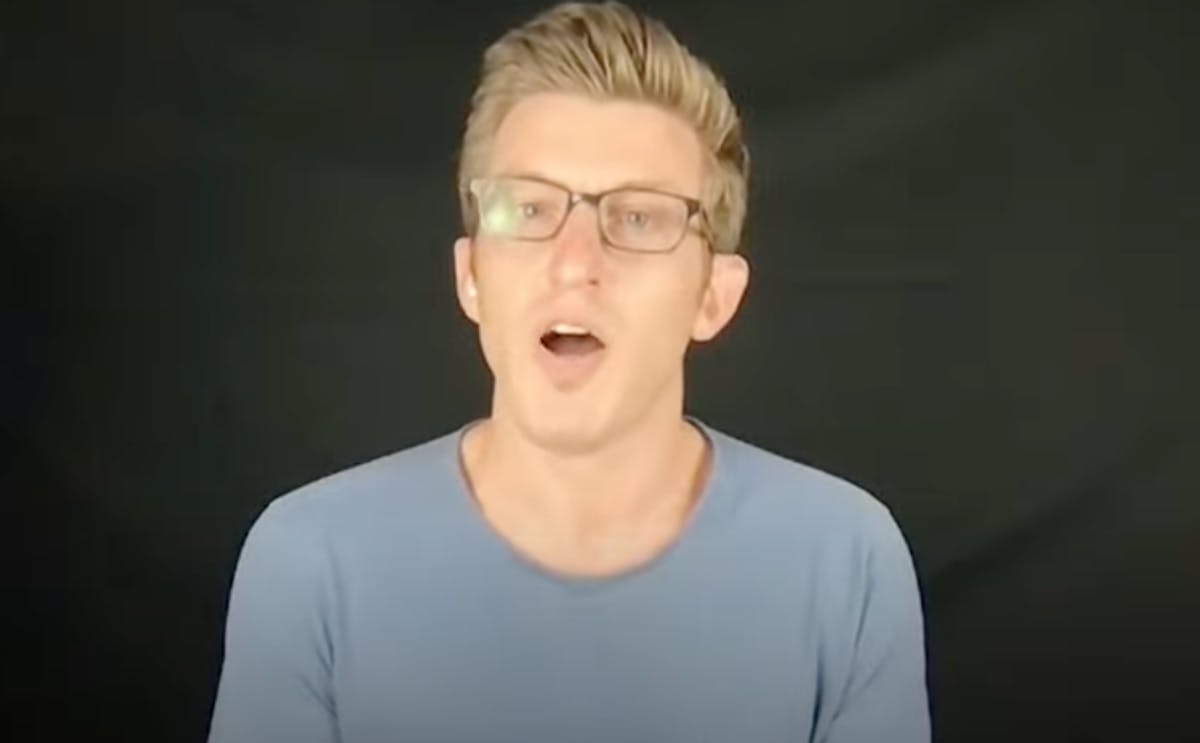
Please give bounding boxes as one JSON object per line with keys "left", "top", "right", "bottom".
{"left": 457, "top": 1, "right": 750, "bottom": 254}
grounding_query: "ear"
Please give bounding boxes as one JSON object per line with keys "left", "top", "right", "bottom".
{"left": 692, "top": 253, "right": 750, "bottom": 342}
{"left": 453, "top": 236, "right": 480, "bottom": 324}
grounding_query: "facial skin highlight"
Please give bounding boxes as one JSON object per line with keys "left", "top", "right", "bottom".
{"left": 453, "top": 92, "right": 749, "bottom": 457}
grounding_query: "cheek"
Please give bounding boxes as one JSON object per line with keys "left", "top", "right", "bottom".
{"left": 478, "top": 296, "right": 518, "bottom": 354}
{"left": 625, "top": 283, "right": 702, "bottom": 361}
{"left": 474, "top": 260, "right": 539, "bottom": 369}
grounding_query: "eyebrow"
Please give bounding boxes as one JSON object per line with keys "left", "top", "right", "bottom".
{"left": 496, "top": 170, "right": 691, "bottom": 195}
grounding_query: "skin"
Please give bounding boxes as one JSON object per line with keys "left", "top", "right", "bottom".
{"left": 452, "top": 92, "right": 750, "bottom": 577}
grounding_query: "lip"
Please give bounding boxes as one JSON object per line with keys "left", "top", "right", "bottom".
{"left": 535, "top": 315, "right": 608, "bottom": 347}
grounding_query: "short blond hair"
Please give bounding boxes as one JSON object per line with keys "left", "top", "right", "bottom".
{"left": 457, "top": 1, "right": 750, "bottom": 254}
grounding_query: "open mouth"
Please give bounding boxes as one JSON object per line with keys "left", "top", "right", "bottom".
{"left": 539, "top": 322, "right": 606, "bottom": 356}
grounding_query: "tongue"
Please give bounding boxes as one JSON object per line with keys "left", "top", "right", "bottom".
{"left": 545, "top": 333, "right": 603, "bottom": 356}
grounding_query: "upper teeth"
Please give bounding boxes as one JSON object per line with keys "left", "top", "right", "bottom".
{"left": 551, "top": 323, "right": 589, "bottom": 336}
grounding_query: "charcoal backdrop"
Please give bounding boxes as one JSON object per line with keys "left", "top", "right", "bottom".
{"left": 6, "top": 0, "right": 1197, "bottom": 741}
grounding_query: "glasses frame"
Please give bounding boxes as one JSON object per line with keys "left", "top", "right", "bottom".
{"left": 468, "top": 175, "right": 707, "bottom": 254}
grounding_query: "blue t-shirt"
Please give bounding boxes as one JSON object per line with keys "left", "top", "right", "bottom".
{"left": 208, "top": 420, "right": 930, "bottom": 743}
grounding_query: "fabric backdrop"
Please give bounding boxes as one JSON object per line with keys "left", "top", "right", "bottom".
{"left": 6, "top": 1, "right": 1196, "bottom": 741}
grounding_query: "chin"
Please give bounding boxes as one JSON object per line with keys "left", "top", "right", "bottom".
{"left": 490, "top": 363, "right": 612, "bottom": 451}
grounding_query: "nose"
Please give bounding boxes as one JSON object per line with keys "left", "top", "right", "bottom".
{"left": 546, "top": 199, "right": 605, "bottom": 289}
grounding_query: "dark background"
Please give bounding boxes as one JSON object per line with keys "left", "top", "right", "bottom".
{"left": 5, "top": 0, "right": 1197, "bottom": 741}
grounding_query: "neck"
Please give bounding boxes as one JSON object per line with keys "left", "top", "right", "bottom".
{"left": 460, "top": 401, "right": 708, "bottom": 544}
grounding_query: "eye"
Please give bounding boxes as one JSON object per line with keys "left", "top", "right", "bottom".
{"left": 517, "top": 202, "right": 542, "bottom": 219}
{"left": 623, "top": 210, "right": 652, "bottom": 228}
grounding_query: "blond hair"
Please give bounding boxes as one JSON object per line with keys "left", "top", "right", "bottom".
{"left": 456, "top": 1, "right": 749, "bottom": 254}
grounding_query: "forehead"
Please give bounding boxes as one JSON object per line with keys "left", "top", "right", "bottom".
{"left": 487, "top": 92, "right": 705, "bottom": 196}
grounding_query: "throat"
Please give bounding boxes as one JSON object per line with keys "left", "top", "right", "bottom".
{"left": 459, "top": 420, "right": 711, "bottom": 578}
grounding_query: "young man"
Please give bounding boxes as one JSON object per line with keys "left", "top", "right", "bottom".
{"left": 207, "top": 3, "right": 931, "bottom": 742}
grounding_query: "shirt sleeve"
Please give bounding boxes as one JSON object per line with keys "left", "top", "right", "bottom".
{"left": 207, "top": 500, "right": 340, "bottom": 743}
{"left": 816, "top": 507, "right": 932, "bottom": 743}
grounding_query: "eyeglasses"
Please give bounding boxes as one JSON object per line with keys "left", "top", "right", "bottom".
{"left": 468, "top": 175, "right": 704, "bottom": 254}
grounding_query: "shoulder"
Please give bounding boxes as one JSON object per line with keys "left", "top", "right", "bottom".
{"left": 701, "top": 422, "right": 923, "bottom": 626}
{"left": 703, "top": 423, "right": 908, "bottom": 555}
{"left": 243, "top": 428, "right": 462, "bottom": 547}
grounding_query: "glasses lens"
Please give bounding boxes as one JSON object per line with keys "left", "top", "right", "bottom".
{"left": 601, "top": 190, "right": 690, "bottom": 252}
{"left": 476, "top": 178, "right": 567, "bottom": 240}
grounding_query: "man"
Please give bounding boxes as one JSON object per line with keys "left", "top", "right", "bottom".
{"left": 207, "top": 2, "right": 931, "bottom": 742}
